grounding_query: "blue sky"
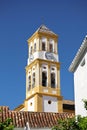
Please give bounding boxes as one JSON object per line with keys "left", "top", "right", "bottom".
{"left": 0, "top": 0, "right": 87, "bottom": 110}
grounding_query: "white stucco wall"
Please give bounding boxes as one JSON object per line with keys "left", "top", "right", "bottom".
{"left": 43, "top": 95, "right": 58, "bottom": 112}
{"left": 28, "top": 97, "right": 35, "bottom": 111}
{"left": 74, "top": 52, "right": 87, "bottom": 116}
{"left": 27, "top": 51, "right": 58, "bottom": 65}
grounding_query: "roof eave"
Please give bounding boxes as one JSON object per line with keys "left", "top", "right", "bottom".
{"left": 69, "top": 36, "right": 87, "bottom": 73}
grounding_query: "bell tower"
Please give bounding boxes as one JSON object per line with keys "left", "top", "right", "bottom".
{"left": 24, "top": 25, "right": 63, "bottom": 112}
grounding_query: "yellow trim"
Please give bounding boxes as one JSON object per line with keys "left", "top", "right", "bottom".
{"left": 27, "top": 32, "right": 39, "bottom": 43}
{"left": 26, "top": 93, "right": 63, "bottom": 101}
{"left": 14, "top": 104, "right": 24, "bottom": 111}
{"left": 58, "top": 98, "right": 63, "bottom": 113}
{"left": 26, "top": 59, "right": 60, "bottom": 72}
{"left": 24, "top": 92, "right": 63, "bottom": 112}
{"left": 27, "top": 84, "right": 61, "bottom": 95}
{"left": 34, "top": 94, "right": 43, "bottom": 112}
{"left": 27, "top": 31, "right": 58, "bottom": 44}
{"left": 48, "top": 64, "right": 50, "bottom": 87}
{"left": 24, "top": 100, "right": 28, "bottom": 111}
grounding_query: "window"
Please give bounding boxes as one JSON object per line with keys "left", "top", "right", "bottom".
{"left": 42, "top": 72, "right": 47, "bottom": 87}
{"left": 32, "top": 72, "right": 35, "bottom": 88}
{"left": 51, "top": 73, "right": 55, "bottom": 88}
{"left": 28, "top": 76, "right": 31, "bottom": 91}
{"left": 42, "top": 42, "right": 46, "bottom": 51}
{"left": 48, "top": 100, "right": 51, "bottom": 104}
{"left": 43, "top": 66, "right": 46, "bottom": 69}
{"left": 52, "top": 67, "right": 55, "bottom": 70}
{"left": 34, "top": 43, "right": 36, "bottom": 52}
{"left": 30, "top": 102, "right": 32, "bottom": 106}
{"left": 49, "top": 44, "right": 53, "bottom": 52}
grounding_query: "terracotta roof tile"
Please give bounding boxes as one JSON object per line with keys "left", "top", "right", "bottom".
{"left": 0, "top": 106, "right": 74, "bottom": 128}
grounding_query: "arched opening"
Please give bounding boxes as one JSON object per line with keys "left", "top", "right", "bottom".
{"left": 28, "top": 75, "right": 31, "bottom": 91}
{"left": 32, "top": 72, "right": 35, "bottom": 88}
{"left": 51, "top": 73, "right": 55, "bottom": 88}
{"left": 42, "top": 42, "right": 46, "bottom": 51}
{"left": 34, "top": 43, "right": 36, "bottom": 52}
{"left": 49, "top": 43, "right": 53, "bottom": 52}
{"left": 42, "top": 71, "right": 47, "bottom": 87}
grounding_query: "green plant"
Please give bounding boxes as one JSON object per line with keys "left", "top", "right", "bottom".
{"left": 77, "top": 115, "right": 87, "bottom": 130}
{"left": 52, "top": 117, "right": 79, "bottom": 130}
{"left": 52, "top": 99, "right": 87, "bottom": 130}
{"left": 0, "top": 109, "right": 14, "bottom": 130}
{"left": 83, "top": 99, "right": 87, "bottom": 110}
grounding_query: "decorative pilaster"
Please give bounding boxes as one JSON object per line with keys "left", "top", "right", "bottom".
{"left": 58, "top": 96, "right": 63, "bottom": 113}
{"left": 39, "top": 38, "right": 42, "bottom": 51}
{"left": 57, "top": 66, "right": 61, "bottom": 96}
{"left": 39, "top": 64, "right": 42, "bottom": 86}
{"left": 37, "top": 38, "right": 39, "bottom": 51}
{"left": 36, "top": 62, "right": 40, "bottom": 86}
{"left": 47, "top": 65, "right": 50, "bottom": 87}
{"left": 47, "top": 38, "right": 49, "bottom": 51}
{"left": 26, "top": 70, "right": 28, "bottom": 99}
{"left": 34, "top": 94, "right": 43, "bottom": 112}
{"left": 56, "top": 67, "right": 58, "bottom": 88}
{"left": 57, "top": 69, "right": 60, "bottom": 89}
{"left": 31, "top": 68, "right": 32, "bottom": 89}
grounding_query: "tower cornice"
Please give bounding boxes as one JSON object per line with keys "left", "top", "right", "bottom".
{"left": 25, "top": 59, "right": 60, "bottom": 72}
{"left": 25, "top": 92, "right": 63, "bottom": 101}
{"left": 27, "top": 32, "right": 58, "bottom": 44}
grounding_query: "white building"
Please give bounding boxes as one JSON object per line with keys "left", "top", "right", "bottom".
{"left": 69, "top": 35, "right": 87, "bottom": 116}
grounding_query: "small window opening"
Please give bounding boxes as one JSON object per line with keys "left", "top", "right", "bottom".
{"left": 51, "top": 73, "right": 55, "bottom": 88}
{"left": 48, "top": 100, "right": 51, "bottom": 104}
{"left": 52, "top": 68, "right": 55, "bottom": 70}
{"left": 32, "top": 73, "right": 35, "bottom": 88}
{"left": 49, "top": 44, "right": 53, "bottom": 52}
{"left": 28, "top": 76, "right": 31, "bottom": 91}
{"left": 34, "top": 43, "right": 36, "bottom": 52}
{"left": 30, "top": 102, "right": 32, "bottom": 106}
{"left": 43, "top": 66, "right": 46, "bottom": 69}
{"left": 42, "top": 42, "right": 46, "bottom": 51}
{"left": 42, "top": 72, "right": 47, "bottom": 87}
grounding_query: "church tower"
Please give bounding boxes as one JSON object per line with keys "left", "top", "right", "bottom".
{"left": 24, "top": 25, "right": 63, "bottom": 112}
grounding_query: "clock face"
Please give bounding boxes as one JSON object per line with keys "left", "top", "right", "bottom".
{"left": 45, "top": 52, "right": 56, "bottom": 61}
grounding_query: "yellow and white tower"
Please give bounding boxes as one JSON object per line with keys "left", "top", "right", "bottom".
{"left": 24, "top": 25, "right": 63, "bottom": 112}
